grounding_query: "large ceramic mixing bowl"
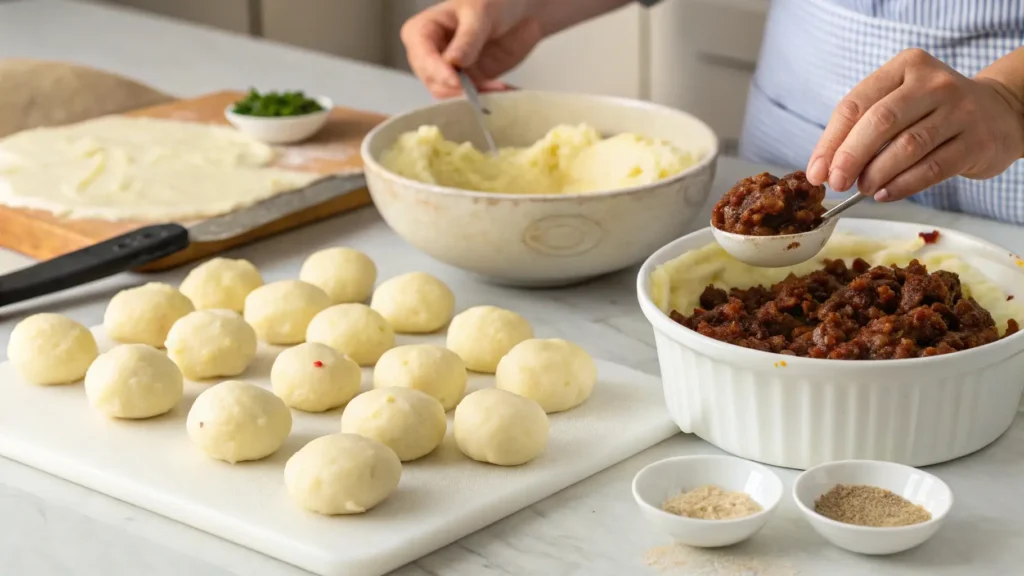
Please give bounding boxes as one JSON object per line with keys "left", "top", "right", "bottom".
{"left": 361, "top": 91, "right": 718, "bottom": 287}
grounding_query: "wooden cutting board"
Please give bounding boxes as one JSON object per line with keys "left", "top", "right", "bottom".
{"left": 0, "top": 91, "right": 384, "bottom": 271}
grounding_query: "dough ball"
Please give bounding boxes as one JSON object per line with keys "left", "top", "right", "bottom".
{"left": 271, "top": 342, "right": 361, "bottom": 412}
{"left": 495, "top": 338, "right": 597, "bottom": 413}
{"left": 454, "top": 389, "right": 548, "bottom": 466}
{"left": 84, "top": 344, "right": 183, "bottom": 419}
{"left": 305, "top": 303, "right": 394, "bottom": 366}
{"left": 446, "top": 306, "right": 533, "bottom": 373}
{"left": 104, "top": 282, "right": 195, "bottom": 347}
{"left": 373, "top": 344, "right": 467, "bottom": 411}
{"left": 7, "top": 313, "right": 98, "bottom": 385}
{"left": 340, "top": 387, "right": 446, "bottom": 462}
{"left": 186, "top": 380, "right": 293, "bottom": 463}
{"left": 165, "top": 309, "right": 257, "bottom": 380}
{"left": 284, "top": 433, "right": 401, "bottom": 515}
{"left": 370, "top": 272, "right": 454, "bottom": 333}
{"left": 243, "top": 280, "right": 330, "bottom": 345}
{"left": 179, "top": 257, "right": 262, "bottom": 312}
{"left": 299, "top": 247, "right": 377, "bottom": 304}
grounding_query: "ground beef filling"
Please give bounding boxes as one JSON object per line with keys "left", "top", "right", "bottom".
{"left": 670, "top": 259, "right": 1020, "bottom": 360}
{"left": 711, "top": 171, "right": 826, "bottom": 236}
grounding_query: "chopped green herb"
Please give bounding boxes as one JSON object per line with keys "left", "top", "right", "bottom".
{"left": 231, "top": 89, "right": 325, "bottom": 117}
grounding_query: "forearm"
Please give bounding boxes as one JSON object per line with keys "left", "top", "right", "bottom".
{"left": 527, "top": 0, "right": 636, "bottom": 37}
{"left": 976, "top": 47, "right": 1024, "bottom": 155}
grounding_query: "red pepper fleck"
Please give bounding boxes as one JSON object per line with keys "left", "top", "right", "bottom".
{"left": 918, "top": 230, "right": 940, "bottom": 244}
{"left": 313, "top": 360, "right": 324, "bottom": 368}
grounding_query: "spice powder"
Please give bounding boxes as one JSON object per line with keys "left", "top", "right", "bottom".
{"left": 662, "top": 485, "right": 763, "bottom": 520}
{"left": 814, "top": 484, "right": 932, "bottom": 527}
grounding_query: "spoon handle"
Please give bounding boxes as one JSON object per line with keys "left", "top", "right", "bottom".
{"left": 822, "top": 192, "right": 868, "bottom": 220}
{"left": 456, "top": 70, "right": 499, "bottom": 155}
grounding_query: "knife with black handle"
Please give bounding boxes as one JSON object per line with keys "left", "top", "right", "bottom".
{"left": 0, "top": 172, "right": 367, "bottom": 307}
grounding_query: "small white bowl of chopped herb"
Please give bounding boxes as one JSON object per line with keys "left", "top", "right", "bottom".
{"left": 225, "top": 89, "right": 332, "bottom": 144}
{"left": 793, "top": 460, "right": 953, "bottom": 555}
{"left": 632, "top": 455, "right": 783, "bottom": 548}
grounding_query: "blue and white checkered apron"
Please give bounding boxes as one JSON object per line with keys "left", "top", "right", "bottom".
{"left": 740, "top": 0, "right": 1024, "bottom": 223}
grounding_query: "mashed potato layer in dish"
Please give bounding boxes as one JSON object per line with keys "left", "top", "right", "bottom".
{"left": 380, "top": 124, "right": 696, "bottom": 194}
{"left": 651, "top": 233, "right": 1023, "bottom": 336}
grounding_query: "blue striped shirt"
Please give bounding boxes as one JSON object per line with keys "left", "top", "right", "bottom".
{"left": 644, "top": 0, "right": 1024, "bottom": 224}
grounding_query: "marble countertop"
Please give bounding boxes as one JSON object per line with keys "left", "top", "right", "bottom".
{"left": 2, "top": 1, "right": 1024, "bottom": 575}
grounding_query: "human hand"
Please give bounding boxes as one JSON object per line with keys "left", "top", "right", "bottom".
{"left": 400, "top": 0, "right": 543, "bottom": 99}
{"left": 805, "top": 48, "right": 1024, "bottom": 202}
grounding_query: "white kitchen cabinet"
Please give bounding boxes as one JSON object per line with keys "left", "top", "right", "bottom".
{"left": 502, "top": 4, "right": 646, "bottom": 99}
{"left": 387, "top": 0, "right": 646, "bottom": 100}
{"left": 650, "top": 0, "right": 768, "bottom": 152}
{"left": 100, "top": 0, "right": 252, "bottom": 34}
{"left": 261, "top": 0, "right": 388, "bottom": 65}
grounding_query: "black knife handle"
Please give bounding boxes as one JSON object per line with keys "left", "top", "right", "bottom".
{"left": 0, "top": 224, "right": 190, "bottom": 308}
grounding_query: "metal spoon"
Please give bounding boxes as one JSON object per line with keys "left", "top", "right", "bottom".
{"left": 712, "top": 192, "right": 868, "bottom": 268}
{"left": 456, "top": 69, "right": 498, "bottom": 155}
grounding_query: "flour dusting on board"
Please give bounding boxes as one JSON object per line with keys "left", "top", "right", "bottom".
{"left": 276, "top": 142, "right": 357, "bottom": 170}
{"left": 645, "top": 544, "right": 798, "bottom": 576}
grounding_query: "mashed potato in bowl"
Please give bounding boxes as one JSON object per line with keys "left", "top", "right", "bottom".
{"left": 380, "top": 124, "right": 696, "bottom": 195}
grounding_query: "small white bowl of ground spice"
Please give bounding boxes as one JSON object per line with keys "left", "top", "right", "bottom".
{"left": 793, "top": 460, "right": 953, "bottom": 555}
{"left": 632, "top": 455, "right": 783, "bottom": 547}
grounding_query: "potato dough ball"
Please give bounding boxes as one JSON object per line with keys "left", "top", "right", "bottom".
{"left": 299, "top": 247, "right": 377, "bottom": 304}
{"left": 340, "top": 387, "right": 446, "bottom": 461}
{"left": 271, "top": 342, "right": 361, "bottom": 412}
{"left": 179, "top": 257, "right": 263, "bottom": 312}
{"left": 446, "top": 306, "right": 533, "bottom": 373}
{"left": 373, "top": 344, "right": 467, "bottom": 411}
{"left": 305, "top": 303, "right": 394, "bottom": 366}
{"left": 7, "top": 313, "right": 98, "bottom": 385}
{"left": 186, "top": 380, "right": 293, "bottom": 463}
{"left": 164, "top": 309, "right": 257, "bottom": 380}
{"left": 84, "top": 344, "right": 183, "bottom": 419}
{"left": 284, "top": 433, "right": 401, "bottom": 515}
{"left": 454, "top": 389, "right": 549, "bottom": 466}
{"left": 104, "top": 282, "right": 195, "bottom": 347}
{"left": 495, "top": 338, "right": 597, "bottom": 413}
{"left": 370, "top": 272, "right": 454, "bottom": 333}
{"left": 243, "top": 280, "right": 330, "bottom": 345}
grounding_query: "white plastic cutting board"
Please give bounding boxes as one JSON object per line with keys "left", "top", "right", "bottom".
{"left": 0, "top": 327, "right": 677, "bottom": 576}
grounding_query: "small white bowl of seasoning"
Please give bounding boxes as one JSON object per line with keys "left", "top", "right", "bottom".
{"left": 632, "top": 455, "right": 783, "bottom": 547}
{"left": 225, "top": 89, "right": 332, "bottom": 144}
{"left": 792, "top": 459, "right": 953, "bottom": 555}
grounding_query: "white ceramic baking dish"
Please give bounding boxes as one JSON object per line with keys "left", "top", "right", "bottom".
{"left": 637, "top": 218, "right": 1024, "bottom": 470}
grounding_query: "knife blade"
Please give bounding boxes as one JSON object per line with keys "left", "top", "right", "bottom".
{"left": 189, "top": 171, "right": 367, "bottom": 242}
{"left": 0, "top": 172, "right": 368, "bottom": 307}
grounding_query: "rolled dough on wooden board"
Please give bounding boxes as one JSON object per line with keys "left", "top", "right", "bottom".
{"left": 0, "top": 85, "right": 384, "bottom": 271}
